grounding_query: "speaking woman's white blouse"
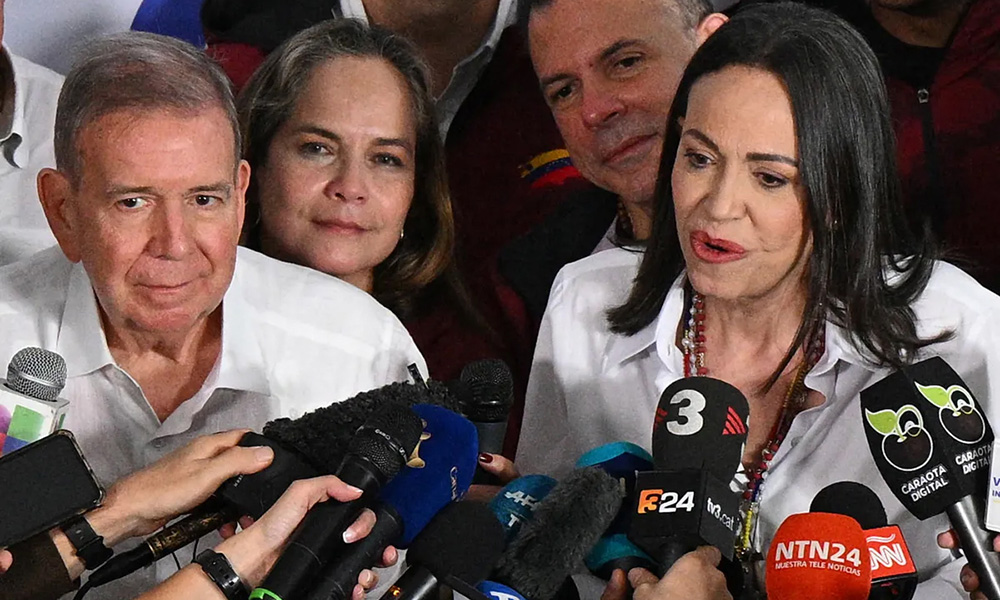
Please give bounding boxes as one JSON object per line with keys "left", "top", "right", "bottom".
{"left": 517, "top": 246, "right": 1000, "bottom": 599}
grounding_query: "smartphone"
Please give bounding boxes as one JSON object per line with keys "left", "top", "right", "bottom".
{"left": 0, "top": 430, "right": 105, "bottom": 547}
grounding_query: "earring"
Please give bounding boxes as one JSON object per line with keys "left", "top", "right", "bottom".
{"left": 399, "top": 229, "right": 405, "bottom": 240}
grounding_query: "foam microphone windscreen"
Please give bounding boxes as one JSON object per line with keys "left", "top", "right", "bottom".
{"left": 576, "top": 441, "right": 653, "bottom": 535}
{"left": 381, "top": 404, "right": 479, "bottom": 547}
{"left": 301, "top": 404, "right": 480, "bottom": 600}
{"left": 651, "top": 377, "right": 749, "bottom": 478}
{"left": 810, "top": 481, "right": 888, "bottom": 529}
{"left": 263, "top": 380, "right": 460, "bottom": 473}
{"left": 406, "top": 501, "right": 506, "bottom": 586}
{"left": 494, "top": 467, "right": 624, "bottom": 600}
{"left": 490, "top": 475, "right": 558, "bottom": 543}
{"left": 766, "top": 512, "right": 872, "bottom": 600}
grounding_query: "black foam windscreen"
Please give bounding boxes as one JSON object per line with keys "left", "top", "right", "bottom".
{"left": 810, "top": 482, "right": 888, "bottom": 529}
{"left": 457, "top": 359, "right": 514, "bottom": 422}
{"left": 652, "top": 377, "right": 749, "bottom": 478}
{"left": 407, "top": 501, "right": 505, "bottom": 585}
{"left": 494, "top": 467, "right": 624, "bottom": 600}
{"left": 262, "top": 380, "right": 458, "bottom": 472}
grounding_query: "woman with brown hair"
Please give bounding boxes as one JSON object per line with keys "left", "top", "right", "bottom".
{"left": 238, "top": 18, "right": 489, "bottom": 379}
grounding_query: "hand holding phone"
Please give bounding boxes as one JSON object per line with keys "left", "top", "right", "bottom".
{"left": 0, "top": 430, "right": 103, "bottom": 548}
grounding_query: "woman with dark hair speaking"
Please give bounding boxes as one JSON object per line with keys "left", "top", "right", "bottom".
{"left": 237, "top": 19, "right": 490, "bottom": 381}
{"left": 515, "top": 2, "right": 1000, "bottom": 598}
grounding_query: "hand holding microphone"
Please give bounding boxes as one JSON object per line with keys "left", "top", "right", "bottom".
{"left": 861, "top": 357, "right": 1000, "bottom": 599}
{"left": 937, "top": 531, "right": 1000, "bottom": 599}
{"left": 626, "top": 546, "right": 731, "bottom": 600}
{"left": 135, "top": 475, "right": 384, "bottom": 600}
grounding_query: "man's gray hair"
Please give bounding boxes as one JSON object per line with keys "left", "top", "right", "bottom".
{"left": 54, "top": 32, "right": 240, "bottom": 184}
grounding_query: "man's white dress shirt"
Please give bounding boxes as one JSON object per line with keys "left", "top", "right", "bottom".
{"left": 0, "top": 246, "right": 426, "bottom": 599}
{"left": 339, "top": 0, "right": 518, "bottom": 139}
{"left": 517, "top": 247, "right": 1000, "bottom": 599}
{"left": 0, "top": 50, "right": 61, "bottom": 264}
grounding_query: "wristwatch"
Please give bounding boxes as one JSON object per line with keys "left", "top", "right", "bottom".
{"left": 60, "top": 514, "right": 114, "bottom": 570}
{"left": 195, "top": 549, "right": 249, "bottom": 600}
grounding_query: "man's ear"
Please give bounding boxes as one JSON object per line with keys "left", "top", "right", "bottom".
{"left": 37, "top": 168, "right": 82, "bottom": 262}
{"left": 695, "top": 12, "right": 728, "bottom": 47}
{"left": 234, "top": 159, "right": 251, "bottom": 235}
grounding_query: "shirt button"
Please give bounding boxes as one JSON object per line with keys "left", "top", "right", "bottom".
{"left": 151, "top": 439, "right": 166, "bottom": 449}
{"left": 788, "top": 437, "right": 801, "bottom": 448}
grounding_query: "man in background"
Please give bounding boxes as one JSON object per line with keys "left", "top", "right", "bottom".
{"left": 0, "top": 0, "right": 62, "bottom": 263}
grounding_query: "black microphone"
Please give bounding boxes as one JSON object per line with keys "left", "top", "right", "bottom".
{"left": 251, "top": 403, "right": 423, "bottom": 600}
{"left": 861, "top": 356, "right": 999, "bottom": 600}
{"left": 378, "top": 501, "right": 506, "bottom": 600}
{"left": 627, "top": 377, "right": 748, "bottom": 575}
{"left": 87, "top": 380, "right": 445, "bottom": 590}
{"left": 302, "top": 404, "right": 480, "bottom": 600}
{"left": 811, "top": 482, "right": 918, "bottom": 600}
{"left": 449, "top": 359, "right": 514, "bottom": 485}
{"left": 491, "top": 467, "right": 624, "bottom": 600}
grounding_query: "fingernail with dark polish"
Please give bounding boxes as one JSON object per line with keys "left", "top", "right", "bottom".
{"left": 479, "top": 453, "right": 493, "bottom": 464}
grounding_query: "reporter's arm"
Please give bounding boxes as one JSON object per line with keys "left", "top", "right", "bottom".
{"left": 58, "top": 429, "right": 275, "bottom": 580}
{"left": 0, "top": 430, "right": 274, "bottom": 600}
{"left": 136, "top": 476, "right": 389, "bottom": 600}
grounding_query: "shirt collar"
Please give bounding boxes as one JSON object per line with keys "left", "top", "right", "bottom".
{"left": 215, "top": 250, "right": 270, "bottom": 396}
{"left": 604, "top": 272, "right": 874, "bottom": 379}
{"left": 605, "top": 272, "right": 687, "bottom": 369}
{"left": 1, "top": 47, "right": 27, "bottom": 169}
{"left": 339, "top": 0, "right": 517, "bottom": 47}
{"left": 339, "top": 0, "right": 368, "bottom": 22}
{"left": 56, "top": 251, "right": 271, "bottom": 397}
{"left": 57, "top": 261, "right": 116, "bottom": 377}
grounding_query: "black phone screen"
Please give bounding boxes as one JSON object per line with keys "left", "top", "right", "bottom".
{"left": 0, "top": 430, "right": 104, "bottom": 547}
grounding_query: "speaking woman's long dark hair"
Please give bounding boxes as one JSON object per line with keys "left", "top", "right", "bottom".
{"left": 608, "top": 2, "right": 945, "bottom": 385}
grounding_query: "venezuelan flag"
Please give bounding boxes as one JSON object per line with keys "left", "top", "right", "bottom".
{"left": 520, "top": 149, "right": 582, "bottom": 189}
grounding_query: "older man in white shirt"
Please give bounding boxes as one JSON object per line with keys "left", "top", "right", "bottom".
{"left": 0, "top": 32, "right": 424, "bottom": 598}
{"left": 0, "top": 0, "right": 62, "bottom": 263}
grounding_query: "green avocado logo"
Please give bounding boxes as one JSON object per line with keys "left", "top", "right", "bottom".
{"left": 865, "top": 404, "right": 933, "bottom": 472}
{"left": 915, "top": 382, "right": 986, "bottom": 445}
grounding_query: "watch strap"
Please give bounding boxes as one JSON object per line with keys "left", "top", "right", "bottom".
{"left": 60, "top": 514, "right": 114, "bottom": 570}
{"left": 195, "top": 549, "right": 249, "bottom": 600}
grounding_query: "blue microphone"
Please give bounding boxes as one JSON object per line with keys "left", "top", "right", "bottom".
{"left": 303, "top": 404, "right": 479, "bottom": 600}
{"left": 489, "top": 475, "right": 557, "bottom": 543}
{"left": 576, "top": 442, "right": 657, "bottom": 579}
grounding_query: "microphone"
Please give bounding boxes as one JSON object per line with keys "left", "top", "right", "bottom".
{"left": 378, "top": 501, "right": 506, "bottom": 600}
{"left": 492, "top": 467, "right": 624, "bottom": 600}
{"left": 88, "top": 381, "right": 442, "bottom": 590}
{"left": 576, "top": 441, "right": 657, "bottom": 579}
{"left": 303, "top": 404, "right": 480, "bottom": 600}
{"left": 0, "top": 348, "right": 69, "bottom": 456}
{"left": 264, "top": 380, "right": 461, "bottom": 473}
{"left": 250, "top": 403, "right": 424, "bottom": 600}
{"left": 765, "top": 512, "right": 872, "bottom": 600}
{"left": 628, "top": 378, "right": 748, "bottom": 574}
{"left": 489, "top": 475, "right": 557, "bottom": 543}
{"left": 811, "top": 481, "right": 917, "bottom": 600}
{"left": 450, "top": 359, "right": 514, "bottom": 485}
{"left": 861, "top": 356, "right": 1000, "bottom": 599}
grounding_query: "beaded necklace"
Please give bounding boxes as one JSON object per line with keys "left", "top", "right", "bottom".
{"left": 681, "top": 289, "right": 826, "bottom": 565}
